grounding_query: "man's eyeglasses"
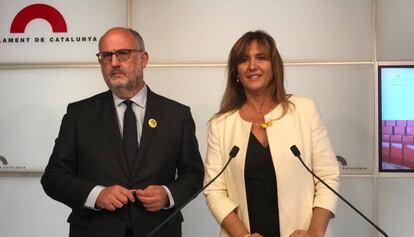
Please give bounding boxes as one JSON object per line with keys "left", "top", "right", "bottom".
{"left": 96, "top": 49, "right": 142, "bottom": 63}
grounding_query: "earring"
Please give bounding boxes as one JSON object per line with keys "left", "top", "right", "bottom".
{"left": 236, "top": 75, "right": 240, "bottom": 83}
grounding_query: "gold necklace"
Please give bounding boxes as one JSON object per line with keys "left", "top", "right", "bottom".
{"left": 246, "top": 102, "right": 275, "bottom": 128}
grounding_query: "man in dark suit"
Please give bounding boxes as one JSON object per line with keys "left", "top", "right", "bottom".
{"left": 41, "top": 27, "right": 204, "bottom": 237}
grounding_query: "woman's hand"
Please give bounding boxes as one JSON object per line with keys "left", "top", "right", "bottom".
{"left": 288, "top": 207, "right": 332, "bottom": 237}
{"left": 250, "top": 233, "right": 264, "bottom": 237}
{"left": 289, "top": 229, "right": 321, "bottom": 237}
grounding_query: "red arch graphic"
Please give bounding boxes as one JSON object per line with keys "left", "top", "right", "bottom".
{"left": 10, "top": 4, "right": 67, "bottom": 33}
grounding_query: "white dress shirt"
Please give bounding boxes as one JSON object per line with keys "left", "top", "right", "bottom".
{"left": 85, "top": 85, "right": 175, "bottom": 210}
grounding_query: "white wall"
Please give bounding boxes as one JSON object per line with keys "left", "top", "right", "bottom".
{"left": 1, "top": 0, "right": 414, "bottom": 236}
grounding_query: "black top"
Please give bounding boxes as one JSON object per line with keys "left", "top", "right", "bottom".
{"left": 245, "top": 132, "right": 280, "bottom": 237}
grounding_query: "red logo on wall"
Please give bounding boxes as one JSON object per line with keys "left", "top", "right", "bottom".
{"left": 1, "top": 3, "right": 97, "bottom": 44}
{"left": 10, "top": 3, "right": 67, "bottom": 33}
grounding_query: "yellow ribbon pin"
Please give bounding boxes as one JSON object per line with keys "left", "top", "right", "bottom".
{"left": 260, "top": 120, "right": 273, "bottom": 129}
{"left": 148, "top": 118, "right": 157, "bottom": 128}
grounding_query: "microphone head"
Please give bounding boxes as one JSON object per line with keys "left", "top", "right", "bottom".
{"left": 229, "top": 146, "right": 240, "bottom": 158}
{"left": 290, "top": 145, "right": 301, "bottom": 157}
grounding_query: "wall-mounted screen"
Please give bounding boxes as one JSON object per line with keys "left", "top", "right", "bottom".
{"left": 379, "top": 65, "right": 414, "bottom": 172}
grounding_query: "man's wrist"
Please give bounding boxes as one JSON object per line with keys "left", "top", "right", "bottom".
{"left": 161, "top": 185, "right": 175, "bottom": 209}
{"left": 84, "top": 185, "right": 105, "bottom": 210}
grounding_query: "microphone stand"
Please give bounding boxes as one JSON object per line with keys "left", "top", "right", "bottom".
{"left": 147, "top": 146, "right": 240, "bottom": 237}
{"left": 290, "top": 145, "right": 389, "bottom": 237}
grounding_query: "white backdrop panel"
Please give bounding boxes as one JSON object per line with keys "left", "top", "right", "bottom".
{"left": 0, "top": 176, "right": 381, "bottom": 237}
{"left": 377, "top": 0, "right": 414, "bottom": 61}
{"left": 144, "top": 66, "right": 227, "bottom": 157}
{"left": 285, "top": 64, "right": 375, "bottom": 174}
{"left": 0, "top": 65, "right": 374, "bottom": 175}
{"left": 330, "top": 177, "right": 375, "bottom": 237}
{"left": 0, "top": 176, "right": 70, "bottom": 237}
{"left": 0, "top": 0, "right": 127, "bottom": 64}
{"left": 147, "top": 64, "right": 375, "bottom": 175}
{"left": 0, "top": 68, "right": 105, "bottom": 172}
{"left": 132, "top": 0, "right": 373, "bottom": 63}
{"left": 377, "top": 178, "right": 414, "bottom": 237}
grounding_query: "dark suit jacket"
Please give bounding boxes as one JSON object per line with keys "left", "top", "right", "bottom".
{"left": 41, "top": 88, "right": 204, "bottom": 237}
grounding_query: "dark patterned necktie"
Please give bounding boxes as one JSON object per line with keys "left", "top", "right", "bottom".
{"left": 123, "top": 100, "right": 138, "bottom": 169}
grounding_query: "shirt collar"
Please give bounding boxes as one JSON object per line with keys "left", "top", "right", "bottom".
{"left": 113, "top": 84, "right": 148, "bottom": 108}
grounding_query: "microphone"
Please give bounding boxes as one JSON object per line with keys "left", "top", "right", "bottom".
{"left": 147, "top": 145, "right": 240, "bottom": 237}
{"left": 289, "top": 145, "right": 389, "bottom": 237}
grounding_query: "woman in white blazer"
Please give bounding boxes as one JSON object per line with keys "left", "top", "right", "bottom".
{"left": 204, "top": 30, "right": 339, "bottom": 237}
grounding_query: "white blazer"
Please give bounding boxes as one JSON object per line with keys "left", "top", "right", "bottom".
{"left": 204, "top": 96, "right": 340, "bottom": 237}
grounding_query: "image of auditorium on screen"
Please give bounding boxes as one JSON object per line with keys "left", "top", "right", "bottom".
{"left": 380, "top": 66, "right": 414, "bottom": 172}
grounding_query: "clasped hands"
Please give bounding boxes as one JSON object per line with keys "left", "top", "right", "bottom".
{"left": 96, "top": 185, "right": 168, "bottom": 212}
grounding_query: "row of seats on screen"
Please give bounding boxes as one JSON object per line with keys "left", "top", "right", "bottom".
{"left": 382, "top": 120, "right": 414, "bottom": 168}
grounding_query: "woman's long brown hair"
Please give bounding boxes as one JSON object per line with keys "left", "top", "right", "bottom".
{"left": 215, "top": 30, "right": 292, "bottom": 118}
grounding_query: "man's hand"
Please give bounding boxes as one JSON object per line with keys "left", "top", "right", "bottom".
{"left": 96, "top": 185, "right": 135, "bottom": 211}
{"left": 135, "top": 185, "right": 168, "bottom": 212}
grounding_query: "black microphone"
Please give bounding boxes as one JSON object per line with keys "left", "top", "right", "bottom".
{"left": 289, "top": 145, "right": 389, "bottom": 237}
{"left": 147, "top": 145, "right": 240, "bottom": 237}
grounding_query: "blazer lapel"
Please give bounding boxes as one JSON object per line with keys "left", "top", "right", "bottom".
{"left": 131, "top": 89, "right": 164, "bottom": 175}
{"left": 98, "top": 91, "right": 130, "bottom": 178}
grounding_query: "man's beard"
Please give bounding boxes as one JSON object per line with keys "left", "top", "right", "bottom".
{"left": 112, "top": 77, "right": 135, "bottom": 91}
